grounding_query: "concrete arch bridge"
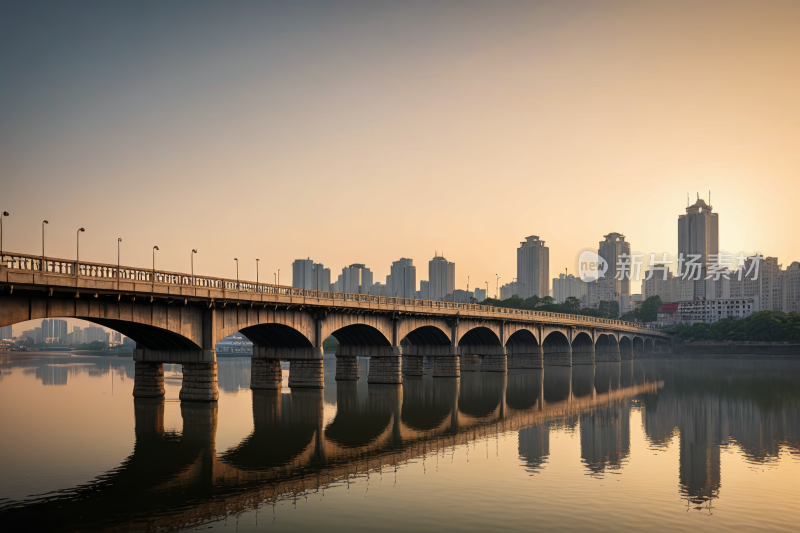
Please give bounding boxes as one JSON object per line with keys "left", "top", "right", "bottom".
{"left": 0, "top": 251, "right": 671, "bottom": 401}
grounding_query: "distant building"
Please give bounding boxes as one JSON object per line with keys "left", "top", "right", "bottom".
{"left": 417, "top": 280, "right": 430, "bottom": 300}
{"left": 386, "top": 258, "right": 416, "bottom": 298}
{"left": 500, "top": 281, "right": 525, "bottom": 300}
{"left": 292, "top": 259, "right": 314, "bottom": 289}
{"left": 678, "top": 196, "right": 719, "bottom": 267}
{"left": 334, "top": 264, "right": 373, "bottom": 294}
{"left": 598, "top": 233, "right": 631, "bottom": 297}
{"left": 473, "top": 287, "right": 487, "bottom": 302}
{"left": 429, "top": 255, "right": 455, "bottom": 301}
{"left": 517, "top": 235, "right": 549, "bottom": 298}
{"left": 783, "top": 261, "right": 800, "bottom": 312}
{"left": 642, "top": 269, "right": 676, "bottom": 303}
{"left": 312, "top": 263, "right": 330, "bottom": 291}
{"left": 656, "top": 303, "right": 679, "bottom": 325}
{"left": 21, "top": 329, "right": 36, "bottom": 343}
{"left": 0, "top": 325, "right": 11, "bottom": 340}
{"left": 444, "top": 289, "right": 474, "bottom": 303}
{"left": 552, "top": 274, "right": 586, "bottom": 303}
{"left": 678, "top": 296, "right": 759, "bottom": 324}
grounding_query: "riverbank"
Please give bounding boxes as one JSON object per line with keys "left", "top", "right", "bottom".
{"left": 671, "top": 340, "right": 800, "bottom": 358}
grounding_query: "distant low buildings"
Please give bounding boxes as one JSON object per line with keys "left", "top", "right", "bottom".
{"left": 473, "top": 287, "right": 487, "bottom": 302}
{"left": 552, "top": 273, "right": 586, "bottom": 304}
{"left": 678, "top": 297, "right": 759, "bottom": 324}
{"left": 500, "top": 281, "right": 525, "bottom": 300}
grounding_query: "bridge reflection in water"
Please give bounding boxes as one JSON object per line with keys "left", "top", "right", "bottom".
{"left": 2, "top": 360, "right": 800, "bottom": 530}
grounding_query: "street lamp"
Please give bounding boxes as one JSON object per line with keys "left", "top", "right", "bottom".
{"left": 152, "top": 246, "right": 159, "bottom": 281}
{"left": 234, "top": 258, "right": 239, "bottom": 290}
{"left": 278, "top": 269, "right": 280, "bottom": 287}
{"left": 191, "top": 249, "right": 197, "bottom": 288}
{"left": 117, "top": 238, "right": 122, "bottom": 288}
{"left": 255, "top": 259, "right": 260, "bottom": 292}
{"left": 0, "top": 211, "right": 8, "bottom": 257}
{"left": 76, "top": 228, "right": 85, "bottom": 274}
{"left": 41, "top": 220, "right": 49, "bottom": 271}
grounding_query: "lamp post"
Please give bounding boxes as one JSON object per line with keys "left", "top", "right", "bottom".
{"left": 191, "top": 249, "right": 197, "bottom": 290}
{"left": 278, "top": 269, "right": 280, "bottom": 287}
{"left": 234, "top": 258, "right": 239, "bottom": 291}
{"left": 0, "top": 211, "right": 8, "bottom": 257}
{"left": 255, "top": 259, "right": 259, "bottom": 292}
{"left": 116, "top": 238, "right": 122, "bottom": 288}
{"left": 41, "top": 220, "right": 49, "bottom": 271}
{"left": 496, "top": 274, "right": 500, "bottom": 299}
{"left": 74, "top": 227, "right": 85, "bottom": 277}
{"left": 152, "top": 246, "right": 159, "bottom": 281}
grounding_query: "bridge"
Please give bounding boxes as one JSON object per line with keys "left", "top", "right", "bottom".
{"left": 0, "top": 251, "right": 671, "bottom": 401}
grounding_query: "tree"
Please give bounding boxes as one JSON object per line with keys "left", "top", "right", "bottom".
{"left": 639, "top": 296, "right": 663, "bottom": 323}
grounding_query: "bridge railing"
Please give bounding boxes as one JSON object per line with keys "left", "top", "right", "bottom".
{"left": 1, "top": 251, "right": 649, "bottom": 331}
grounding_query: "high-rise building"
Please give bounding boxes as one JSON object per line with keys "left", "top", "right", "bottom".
{"left": 678, "top": 195, "right": 719, "bottom": 267}
{"left": 0, "top": 325, "right": 11, "bottom": 340}
{"left": 517, "top": 236, "right": 549, "bottom": 299}
{"left": 782, "top": 261, "right": 800, "bottom": 313}
{"left": 312, "top": 263, "right": 330, "bottom": 291}
{"left": 553, "top": 274, "right": 587, "bottom": 303}
{"left": 417, "top": 280, "right": 430, "bottom": 300}
{"left": 335, "top": 264, "right": 373, "bottom": 294}
{"left": 21, "top": 329, "right": 35, "bottom": 342}
{"left": 598, "top": 233, "right": 631, "bottom": 297}
{"left": 642, "top": 269, "right": 676, "bottom": 302}
{"left": 428, "top": 255, "right": 455, "bottom": 301}
{"left": 387, "top": 258, "right": 416, "bottom": 298}
{"left": 292, "top": 259, "right": 314, "bottom": 289}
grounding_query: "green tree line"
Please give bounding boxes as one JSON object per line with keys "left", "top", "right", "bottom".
{"left": 481, "top": 295, "right": 620, "bottom": 320}
{"left": 665, "top": 311, "right": 800, "bottom": 343}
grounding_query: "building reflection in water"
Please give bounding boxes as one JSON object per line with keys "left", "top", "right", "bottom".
{"left": 2, "top": 357, "right": 800, "bottom": 530}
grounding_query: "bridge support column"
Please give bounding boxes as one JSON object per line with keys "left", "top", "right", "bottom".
{"left": 288, "top": 359, "right": 325, "bottom": 388}
{"left": 133, "top": 362, "right": 165, "bottom": 398}
{"left": 572, "top": 344, "right": 595, "bottom": 365}
{"left": 334, "top": 345, "right": 360, "bottom": 381}
{"left": 179, "top": 363, "right": 220, "bottom": 402}
{"left": 368, "top": 347, "right": 402, "bottom": 385}
{"left": 401, "top": 355, "right": 423, "bottom": 376}
{"left": 134, "top": 348, "right": 218, "bottom": 402}
{"left": 460, "top": 354, "right": 481, "bottom": 372}
{"left": 335, "top": 356, "right": 359, "bottom": 381}
{"left": 595, "top": 342, "right": 621, "bottom": 362}
{"left": 433, "top": 346, "right": 461, "bottom": 378}
{"left": 507, "top": 345, "right": 543, "bottom": 369}
{"left": 251, "top": 358, "right": 282, "bottom": 390}
{"left": 544, "top": 344, "right": 572, "bottom": 367}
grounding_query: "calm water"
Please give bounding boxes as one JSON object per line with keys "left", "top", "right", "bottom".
{"left": 1, "top": 353, "right": 799, "bottom": 532}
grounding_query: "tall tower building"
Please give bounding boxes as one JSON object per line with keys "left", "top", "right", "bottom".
{"left": 429, "top": 255, "right": 455, "bottom": 301}
{"left": 598, "top": 233, "right": 631, "bottom": 297}
{"left": 387, "top": 258, "right": 416, "bottom": 298}
{"left": 312, "top": 263, "right": 330, "bottom": 291}
{"left": 517, "top": 236, "right": 549, "bottom": 299}
{"left": 678, "top": 195, "right": 719, "bottom": 266}
{"left": 292, "top": 258, "right": 314, "bottom": 289}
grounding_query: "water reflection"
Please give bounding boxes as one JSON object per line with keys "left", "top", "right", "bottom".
{"left": 1, "top": 356, "right": 800, "bottom": 530}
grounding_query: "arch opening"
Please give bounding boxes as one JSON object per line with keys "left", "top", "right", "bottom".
{"left": 401, "top": 325, "right": 450, "bottom": 346}
{"left": 459, "top": 326, "right": 501, "bottom": 346}
{"left": 506, "top": 329, "right": 539, "bottom": 348}
{"left": 239, "top": 323, "right": 312, "bottom": 349}
{"left": 328, "top": 324, "right": 391, "bottom": 347}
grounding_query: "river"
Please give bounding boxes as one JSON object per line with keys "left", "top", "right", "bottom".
{"left": 1, "top": 353, "right": 799, "bottom": 531}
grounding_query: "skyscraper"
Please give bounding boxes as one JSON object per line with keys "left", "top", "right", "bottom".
{"left": 678, "top": 195, "right": 719, "bottom": 267}
{"left": 292, "top": 258, "right": 314, "bottom": 289}
{"left": 428, "top": 255, "right": 455, "bottom": 301}
{"left": 387, "top": 258, "right": 416, "bottom": 298}
{"left": 598, "top": 233, "right": 631, "bottom": 297}
{"left": 517, "top": 236, "right": 549, "bottom": 299}
{"left": 312, "top": 263, "right": 330, "bottom": 291}
{"left": 335, "top": 264, "right": 373, "bottom": 294}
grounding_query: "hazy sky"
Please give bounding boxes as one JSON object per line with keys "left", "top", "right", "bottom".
{"left": 2, "top": 1, "right": 799, "bottom": 294}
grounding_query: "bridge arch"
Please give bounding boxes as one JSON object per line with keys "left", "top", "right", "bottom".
{"left": 506, "top": 329, "right": 538, "bottom": 348}
{"left": 619, "top": 335, "right": 633, "bottom": 360}
{"left": 542, "top": 330, "right": 571, "bottom": 366}
{"left": 633, "top": 336, "right": 644, "bottom": 356}
{"left": 459, "top": 326, "right": 502, "bottom": 346}
{"left": 595, "top": 334, "right": 620, "bottom": 362}
{"left": 643, "top": 338, "right": 654, "bottom": 357}
{"left": 401, "top": 325, "right": 450, "bottom": 346}
{"left": 571, "top": 332, "right": 595, "bottom": 365}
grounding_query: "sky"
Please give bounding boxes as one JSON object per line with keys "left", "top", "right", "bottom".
{"left": 2, "top": 0, "right": 799, "bottom": 295}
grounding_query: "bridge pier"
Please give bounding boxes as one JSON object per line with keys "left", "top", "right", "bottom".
{"left": 251, "top": 358, "right": 282, "bottom": 390}
{"left": 433, "top": 346, "right": 461, "bottom": 378}
{"left": 460, "top": 353, "right": 481, "bottom": 372}
{"left": 459, "top": 345, "right": 507, "bottom": 372}
{"left": 288, "top": 359, "right": 325, "bottom": 388}
{"left": 133, "top": 362, "right": 165, "bottom": 398}
{"left": 134, "top": 348, "right": 219, "bottom": 402}
{"left": 572, "top": 344, "right": 595, "bottom": 365}
{"left": 507, "top": 344, "right": 544, "bottom": 369}
{"left": 543, "top": 342, "right": 572, "bottom": 367}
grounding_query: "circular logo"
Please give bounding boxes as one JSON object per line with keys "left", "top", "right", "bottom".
{"left": 578, "top": 251, "right": 608, "bottom": 283}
